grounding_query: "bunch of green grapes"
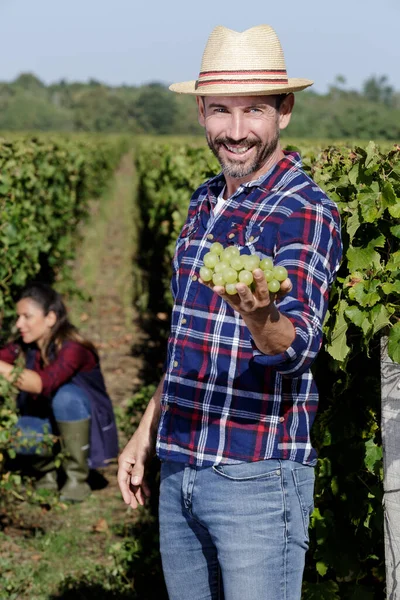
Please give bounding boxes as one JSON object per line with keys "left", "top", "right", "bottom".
{"left": 199, "top": 242, "right": 288, "bottom": 296}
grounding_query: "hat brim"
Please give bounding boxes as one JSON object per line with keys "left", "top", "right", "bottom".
{"left": 169, "top": 78, "right": 313, "bottom": 96}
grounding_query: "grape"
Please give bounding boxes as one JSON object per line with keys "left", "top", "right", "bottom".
{"left": 268, "top": 279, "right": 280, "bottom": 293}
{"left": 222, "top": 246, "right": 240, "bottom": 262}
{"left": 199, "top": 266, "right": 213, "bottom": 282}
{"left": 199, "top": 243, "right": 291, "bottom": 294}
{"left": 212, "top": 272, "right": 226, "bottom": 286}
{"left": 210, "top": 242, "right": 224, "bottom": 255}
{"left": 272, "top": 266, "right": 288, "bottom": 282}
{"left": 223, "top": 267, "right": 238, "bottom": 284}
{"left": 263, "top": 269, "right": 274, "bottom": 283}
{"left": 245, "top": 254, "right": 260, "bottom": 271}
{"left": 214, "top": 260, "right": 230, "bottom": 273}
{"left": 238, "top": 270, "right": 254, "bottom": 285}
{"left": 203, "top": 252, "right": 219, "bottom": 269}
{"left": 240, "top": 254, "right": 253, "bottom": 271}
{"left": 225, "top": 283, "right": 238, "bottom": 295}
{"left": 230, "top": 255, "right": 245, "bottom": 271}
{"left": 260, "top": 257, "right": 273, "bottom": 271}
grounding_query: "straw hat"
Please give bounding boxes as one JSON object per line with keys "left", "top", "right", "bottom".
{"left": 169, "top": 24, "right": 313, "bottom": 96}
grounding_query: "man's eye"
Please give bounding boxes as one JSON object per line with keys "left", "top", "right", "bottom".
{"left": 249, "top": 108, "right": 262, "bottom": 114}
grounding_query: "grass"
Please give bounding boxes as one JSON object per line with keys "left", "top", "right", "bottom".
{"left": 0, "top": 152, "right": 168, "bottom": 600}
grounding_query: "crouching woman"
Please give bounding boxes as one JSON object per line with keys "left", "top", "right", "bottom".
{"left": 0, "top": 283, "right": 119, "bottom": 502}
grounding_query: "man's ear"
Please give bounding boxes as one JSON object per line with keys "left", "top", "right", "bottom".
{"left": 196, "top": 96, "right": 206, "bottom": 127}
{"left": 279, "top": 93, "right": 295, "bottom": 131}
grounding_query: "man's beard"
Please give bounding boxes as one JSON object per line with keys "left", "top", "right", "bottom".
{"left": 206, "top": 128, "right": 280, "bottom": 179}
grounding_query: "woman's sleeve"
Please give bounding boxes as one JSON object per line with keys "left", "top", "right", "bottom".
{"left": 36, "top": 342, "right": 95, "bottom": 397}
{"left": 0, "top": 343, "right": 20, "bottom": 364}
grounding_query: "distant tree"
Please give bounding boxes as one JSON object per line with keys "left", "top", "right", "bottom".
{"left": 0, "top": 72, "right": 398, "bottom": 138}
{"left": 363, "top": 75, "right": 394, "bottom": 106}
{"left": 135, "top": 83, "right": 179, "bottom": 134}
{"left": 0, "top": 95, "right": 73, "bottom": 131}
{"left": 12, "top": 73, "right": 45, "bottom": 91}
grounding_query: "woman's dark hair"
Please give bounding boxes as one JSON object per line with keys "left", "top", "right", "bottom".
{"left": 18, "top": 282, "right": 98, "bottom": 365}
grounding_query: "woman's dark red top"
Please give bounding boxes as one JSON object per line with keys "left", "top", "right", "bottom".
{"left": 0, "top": 340, "right": 118, "bottom": 468}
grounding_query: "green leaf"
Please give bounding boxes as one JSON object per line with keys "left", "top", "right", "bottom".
{"left": 388, "top": 323, "right": 400, "bottom": 364}
{"left": 344, "top": 304, "right": 366, "bottom": 327}
{"left": 382, "top": 181, "right": 397, "bottom": 206}
{"left": 381, "top": 279, "right": 400, "bottom": 295}
{"left": 364, "top": 438, "right": 383, "bottom": 474}
{"left": 371, "top": 303, "right": 394, "bottom": 334}
{"left": 357, "top": 190, "right": 382, "bottom": 223}
{"left": 302, "top": 580, "right": 340, "bottom": 600}
{"left": 346, "top": 210, "right": 360, "bottom": 242}
{"left": 348, "top": 163, "right": 359, "bottom": 185}
{"left": 390, "top": 224, "right": 400, "bottom": 238}
{"left": 388, "top": 201, "right": 400, "bottom": 218}
{"left": 386, "top": 251, "right": 400, "bottom": 272}
{"left": 325, "top": 300, "right": 350, "bottom": 362}
{"left": 346, "top": 236, "right": 385, "bottom": 272}
{"left": 352, "top": 279, "right": 381, "bottom": 307}
{"left": 316, "top": 561, "right": 329, "bottom": 577}
{"left": 365, "top": 140, "right": 379, "bottom": 168}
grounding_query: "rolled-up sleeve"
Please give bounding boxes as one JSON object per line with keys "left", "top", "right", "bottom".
{"left": 252, "top": 193, "right": 342, "bottom": 377}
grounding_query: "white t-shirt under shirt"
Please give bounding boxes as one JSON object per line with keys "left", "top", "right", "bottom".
{"left": 213, "top": 186, "right": 227, "bottom": 215}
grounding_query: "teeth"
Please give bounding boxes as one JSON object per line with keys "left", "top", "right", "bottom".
{"left": 225, "top": 145, "right": 249, "bottom": 154}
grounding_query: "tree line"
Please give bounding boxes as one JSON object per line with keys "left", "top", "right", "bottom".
{"left": 0, "top": 73, "right": 399, "bottom": 140}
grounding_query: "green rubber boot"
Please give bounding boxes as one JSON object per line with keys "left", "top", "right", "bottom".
{"left": 31, "top": 456, "right": 59, "bottom": 492}
{"left": 56, "top": 418, "right": 91, "bottom": 503}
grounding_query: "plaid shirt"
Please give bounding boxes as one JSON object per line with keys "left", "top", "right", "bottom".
{"left": 156, "top": 152, "right": 342, "bottom": 467}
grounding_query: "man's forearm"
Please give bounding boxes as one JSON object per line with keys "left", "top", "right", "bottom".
{"left": 137, "top": 374, "right": 165, "bottom": 441}
{"left": 242, "top": 304, "right": 295, "bottom": 355}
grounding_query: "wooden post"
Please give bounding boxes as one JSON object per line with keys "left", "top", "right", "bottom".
{"left": 381, "top": 336, "right": 400, "bottom": 599}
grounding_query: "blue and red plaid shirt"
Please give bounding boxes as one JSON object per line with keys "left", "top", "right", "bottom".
{"left": 156, "top": 152, "right": 342, "bottom": 467}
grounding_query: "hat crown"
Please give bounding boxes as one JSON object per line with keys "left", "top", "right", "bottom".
{"left": 168, "top": 23, "right": 313, "bottom": 96}
{"left": 200, "top": 25, "right": 287, "bottom": 73}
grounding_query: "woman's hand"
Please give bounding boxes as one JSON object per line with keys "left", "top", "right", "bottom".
{"left": 0, "top": 360, "right": 43, "bottom": 393}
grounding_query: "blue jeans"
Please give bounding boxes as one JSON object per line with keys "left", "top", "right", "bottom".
{"left": 159, "top": 459, "right": 315, "bottom": 600}
{"left": 15, "top": 384, "right": 91, "bottom": 455}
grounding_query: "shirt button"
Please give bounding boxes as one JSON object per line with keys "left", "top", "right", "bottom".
{"left": 191, "top": 275, "right": 198, "bottom": 282}
{"left": 228, "top": 233, "right": 235, "bottom": 239}
{"left": 249, "top": 235, "right": 255, "bottom": 242}
{"left": 181, "top": 318, "right": 187, "bottom": 324}
{"left": 173, "top": 360, "right": 179, "bottom": 368}
{"left": 279, "top": 417, "right": 285, "bottom": 423}
{"left": 207, "top": 233, "right": 214, "bottom": 240}
{"left": 164, "top": 404, "right": 170, "bottom": 411}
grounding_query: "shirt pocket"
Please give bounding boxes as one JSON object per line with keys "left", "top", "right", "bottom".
{"left": 175, "top": 214, "right": 201, "bottom": 255}
{"left": 229, "top": 222, "right": 264, "bottom": 252}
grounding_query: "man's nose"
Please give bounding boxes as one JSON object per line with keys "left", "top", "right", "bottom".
{"left": 227, "top": 113, "right": 248, "bottom": 141}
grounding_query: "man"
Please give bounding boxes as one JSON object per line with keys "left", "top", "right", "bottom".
{"left": 118, "top": 24, "right": 342, "bottom": 600}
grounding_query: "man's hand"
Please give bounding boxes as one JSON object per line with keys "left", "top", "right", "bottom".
{"left": 117, "top": 429, "right": 154, "bottom": 509}
{"left": 200, "top": 268, "right": 292, "bottom": 316}
{"left": 200, "top": 268, "right": 295, "bottom": 355}
{"left": 117, "top": 376, "right": 164, "bottom": 510}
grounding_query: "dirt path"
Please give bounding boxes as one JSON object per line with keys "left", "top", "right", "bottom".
{"left": 1, "top": 153, "right": 167, "bottom": 600}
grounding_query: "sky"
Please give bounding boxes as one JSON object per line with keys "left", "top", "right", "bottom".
{"left": 0, "top": 0, "right": 399, "bottom": 94}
